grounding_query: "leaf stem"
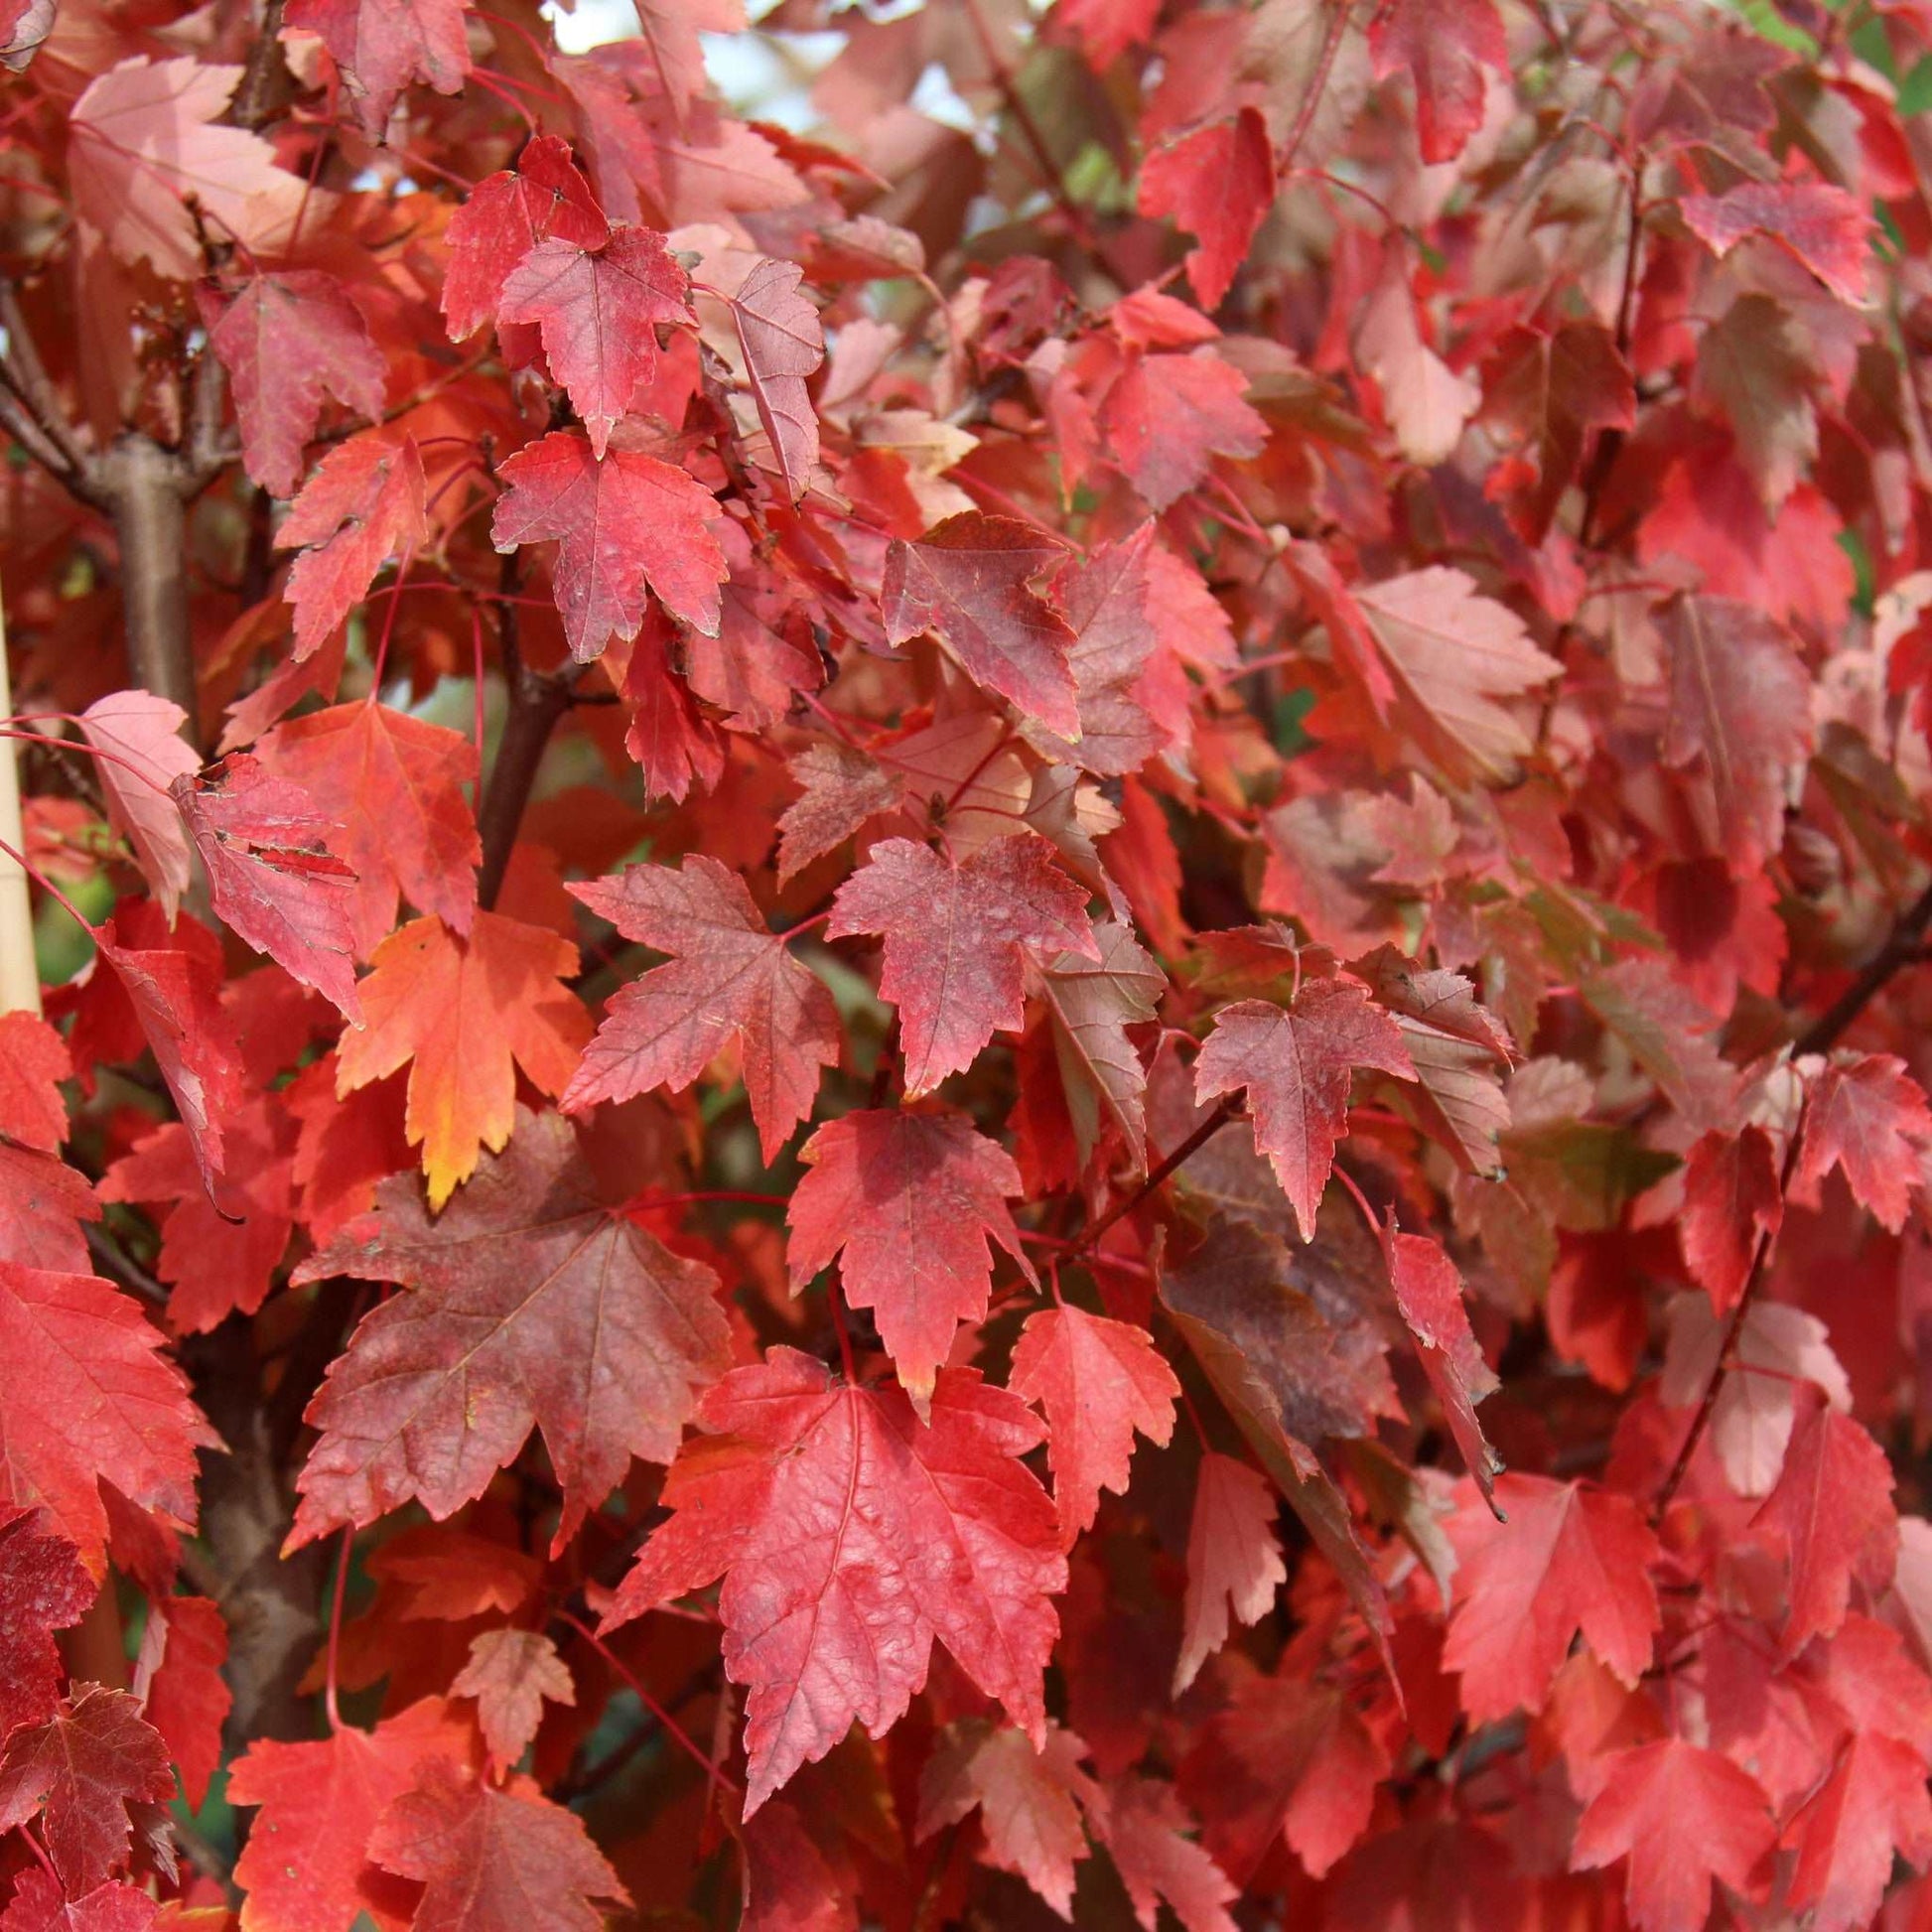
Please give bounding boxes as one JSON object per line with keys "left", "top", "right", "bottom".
{"left": 555, "top": 1607, "right": 743, "bottom": 1801}
{"left": 0, "top": 723, "right": 178, "bottom": 795}
{"left": 829, "top": 1283, "right": 859, "bottom": 1384}
{"left": 0, "top": 830, "right": 95, "bottom": 937}
{"left": 323, "top": 1524, "right": 353, "bottom": 1732}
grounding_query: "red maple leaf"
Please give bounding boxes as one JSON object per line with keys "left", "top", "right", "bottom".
{"left": 333, "top": 912, "right": 590, "bottom": 1208}
{"left": 496, "top": 225, "right": 691, "bottom": 459}
{"left": 1173, "top": 1453, "right": 1285, "bottom": 1697}
{"left": 729, "top": 257, "right": 824, "bottom": 501}
{"left": 1192, "top": 978, "right": 1414, "bottom": 1237}
{"left": 1781, "top": 1730, "right": 1932, "bottom": 1932}
{"left": 1659, "top": 596, "right": 1814, "bottom": 873}
{"left": 0, "top": 1262, "right": 214, "bottom": 1570}
{"left": 604, "top": 1349, "right": 1065, "bottom": 1811}
{"left": 880, "top": 513, "right": 1079, "bottom": 734}
{"left": 786, "top": 1106, "right": 1034, "bottom": 1414}
{"left": 284, "top": 0, "right": 471, "bottom": 138}
{"left": 827, "top": 835, "right": 1096, "bottom": 1095}
{"left": 0, "top": 1013, "right": 69, "bottom": 1158}
{"left": 1179, "top": 1662, "right": 1386, "bottom": 1882}
{"left": 490, "top": 429, "right": 728, "bottom": 656}
{"left": 0, "top": 1686, "right": 176, "bottom": 1892}
{"left": 1443, "top": 1473, "right": 1661, "bottom": 1723}
{"left": 442, "top": 135, "right": 610, "bottom": 343}
{"left": 1679, "top": 1125, "right": 1784, "bottom": 1313}
{"left": 207, "top": 272, "right": 385, "bottom": 498}
{"left": 1099, "top": 351, "right": 1267, "bottom": 512}
{"left": 171, "top": 756, "right": 361, "bottom": 1022}
{"left": 367, "top": 1758, "right": 629, "bottom": 1932}
{"left": 0, "top": 1507, "right": 92, "bottom": 1738}
{"left": 451, "top": 1630, "right": 575, "bottom": 1777}
{"left": 1571, "top": 1739, "right": 1775, "bottom": 1932}
{"left": 1137, "top": 110, "right": 1274, "bottom": 311}
{"left": 1091, "top": 1775, "right": 1239, "bottom": 1932}
{"left": 290, "top": 1106, "right": 729, "bottom": 1551}
{"left": 1762, "top": 1388, "right": 1898, "bottom": 1658}
{"left": 258, "top": 702, "right": 480, "bottom": 956}
{"left": 75, "top": 694, "right": 200, "bottom": 924}
{"left": 228, "top": 1699, "right": 478, "bottom": 1932}
{"left": 1793, "top": 1051, "right": 1932, "bottom": 1233}
{"left": 917, "top": 1720, "right": 1099, "bottom": 1918}
{"left": 562, "top": 854, "right": 838, "bottom": 1161}
{"left": 1010, "top": 1305, "right": 1178, "bottom": 1543}
{"left": 1380, "top": 1221, "right": 1501, "bottom": 1506}
{"left": 277, "top": 434, "right": 428, "bottom": 661}
{"left": 0, "top": 1872, "right": 158, "bottom": 1932}
{"left": 97, "top": 1095, "right": 297, "bottom": 1331}
{"left": 1679, "top": 180, "right": 1871, "bottom": 304}
{"left": 88, "top": 912, "right": 244, "bottom": 1189}
{"left": 132, "top": 1594, "right": 229, "bottom": 1810}
{"left": 1367, "top": 0, "right": 1509, "bottom": 163}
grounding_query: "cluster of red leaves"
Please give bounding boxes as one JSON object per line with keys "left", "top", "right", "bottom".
{"left": 5, "top": 0, "right": 1932, "bottom": 1928}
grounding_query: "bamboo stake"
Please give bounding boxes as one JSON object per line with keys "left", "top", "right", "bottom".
{"left": 0, "top": 575, "right": 40, "bottom": 1016}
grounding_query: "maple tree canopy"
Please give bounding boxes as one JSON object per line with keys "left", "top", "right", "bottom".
{"left": 7, "top": 0, "right": 1932, "bottom": 1927}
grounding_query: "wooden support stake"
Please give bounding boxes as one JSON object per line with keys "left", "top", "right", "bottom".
{"left": 0, "top": 577, "right": 41, "bottom": 1016}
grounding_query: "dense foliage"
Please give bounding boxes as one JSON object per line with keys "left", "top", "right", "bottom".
{"left": 3, "top": 0, "right": 1932, "bottom": 1926}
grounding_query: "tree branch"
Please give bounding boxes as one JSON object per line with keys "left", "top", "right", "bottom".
{"left": 182, "top": 1320, "right": 327, "bottom": 1747}
{"left": 1068, "top": 1096, "right": 1241, "bottom": 1262}
{"left": 1276, "top": 0, "right": 1350, "bottom": 182}
{"left": 476, "top": 553, "right": 569, "bottom": 910}
{"left": 1794, "top": 876, "right": 1932, "bottom": 1057}
{"left": 99, "top": 434, "right": 201, "bottom": 737}
{"left": 0, "top": 286, "right": 208, "bottom": 732}
{"left": 224, "top": 0, "right": 294, "bottom": 131}
{"left": 1651, "top": 1110, "right": 1806, "bottom": 1519}
{"left": 0, "top": 281, "right": 96, "bottom": 485}
{"left": 0, "top": 386, "right": 84, "bottom": 490}
{"left": 183, "top": 345, "right": 236, "bottom": 493}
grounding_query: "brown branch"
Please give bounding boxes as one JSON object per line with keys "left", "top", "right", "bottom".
{"left": 1276, "top": 0, "right": 1350, "bottom": 182}
{"left": 224, "top": 0, "right": 294, "bottom": 131}
{"left": 99, "top": 435, "right": 202, "bottom": 736}
{"left": 956, "top": 0, "right": 1124, "bottom": 279}
{"left": 0, "top": 281, "right": 95, "bottom": 484}
{"left": 1651, "top": 1110, "right": 1806, "bottom": 1519}
{"left": 0, "top": 387, "right": 79, "bottom": 486}
{"left": 183, "top": 1320, "right": 327, "bottom": 1747}
{"left": 183, "top": 345, "right": 236, "bottom": 493}
{"left": 476, "top": 553, "right": 571, "bottom": 910}
{"left": 84, "top": 1223, "right": 169, "bottom": 1309}
{"left": 1577, "top": 164, "right": 1643, "bottom": 550}
{"left": 1794, "top": 876, "right": 1932, "bottom": 1057}
{"left": 1068, "top": 1096, "right": 1240, "bottom": 1262}
{"left": 0, "top": 286, "right": 212, "bottom": 732}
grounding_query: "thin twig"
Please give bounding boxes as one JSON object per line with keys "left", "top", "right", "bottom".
{"left": 0, "top": 281, "right": 93, "bottom": 482}
{"left": 84, "top": 1224, "right": 169, "bottom": 1308}
{"left": 554, "top": 1607, "right": 743, "bottom": 1801}
{"left": 1066, "top": 1097, "right": 1240, "bottom": 1262}
{"left": 1795, "top": 876, "right": 1932, "bottom": 1057}
{"left": 1276, "top": 0, "right": 1350, "bottom": 182}
{"left": 171, "top": 1813, "right": 241, "bottom": 1907}
{"left": 1651, "top": 1108, "right": 1806, "bottom": 1519}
